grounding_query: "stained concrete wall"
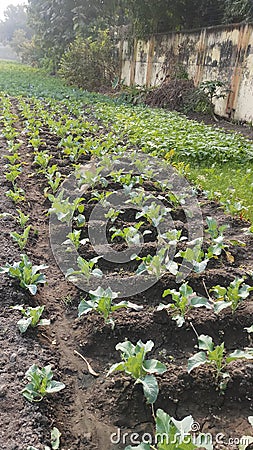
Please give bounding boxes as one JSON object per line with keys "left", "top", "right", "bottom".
{"left": 119, "top": 23, "right": 253, "bottom": 122}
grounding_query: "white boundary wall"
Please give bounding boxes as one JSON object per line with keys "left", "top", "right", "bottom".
{"left": 119, "top": 23, "right": 253, "bottom": 122}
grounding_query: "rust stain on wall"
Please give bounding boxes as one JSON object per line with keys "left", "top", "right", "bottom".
{"left": 146, "top": 36, "right": 155, "bottom": 87}
{"left": 120, "top": 23, "right": 253, "bottom": 121}
{"left": 130, "top": 39, "right": 138, "bottom": 86}
{"left": 226, "top": 25, "right": 251, "bottom": 117}
{"left": 118, "top": 40, "right": 124, "bottom": 82}
{"left": 194, "top": 29, "right": 207, "bottom": 85}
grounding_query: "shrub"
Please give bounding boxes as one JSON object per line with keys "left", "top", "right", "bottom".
{"left": 58, "top": 31, "right": 118, "bottom": 91}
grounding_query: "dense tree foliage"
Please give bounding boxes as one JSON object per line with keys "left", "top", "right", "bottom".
{"left": 0, "top": 5, "right": 32, "bottom": 43}
{"left": 1, "top": 0, "right": 252, "bottom": 74}
{"left": 224, "top": 0, "right": 253, "bottom": 23}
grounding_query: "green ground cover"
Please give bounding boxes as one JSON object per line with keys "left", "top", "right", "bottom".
{"left": 1, "top": 60, "right": 252, "bottom": 222}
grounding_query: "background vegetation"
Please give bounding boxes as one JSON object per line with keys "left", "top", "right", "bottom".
{"left": 0, "top": 0, "right": 252, "bottom": 83}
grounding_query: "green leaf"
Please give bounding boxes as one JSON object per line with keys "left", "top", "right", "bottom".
{"left": 171, "top": 416, "right": 195, "bottom": 442}
{"left": 210, "top": 285, "right": 227, "bottom": 298}
{"left": 140, "top": 340, "right": 154, "bottom": 354}
{"left": 157, "top": 303, "right": 171, "bottom": 311}
{"left": 226, "top": 349, "right": 253, "bottom": 363}
{"left": 11, "top": 304, "right": 25, "bottom": 312}
{"left": 27, "top": 284, "right": 37, "bottom": 295}
{"left": 115, "top": 341, "right": 136, "bottom": 358}
{"left": 17, "top": 317, "right": 32, "bottom": 333}
{"left": 51, "top": 427, "right": 61, "bottom": 450}
{"left": 165, "top": 260, "right": 178, "bottom": 275}
{"left": 92, "top": 268, "right": 103, "bottom": 277}
{"left": 156, "top": 408, "right": 171, "bottom": 436}
{"left": 188, "top": 351, "right": 207, "bottom": 373}
{"left": 198, "top": 335, "right": 214, "bottom": 351}
{"left": 173, "top": 314, "right": 185, "bottom": 327}
{"left": 78, "top": 299, "right": 94, "bottom": 317}
{"left": 163, "top": 288, "right": 172, "bottom": 298}
{"left": 143, "top": 359, "right": 167, "bottom": 374}
{"left": 208, "top": 344, "right": 224, "bottom": 369}
{"left": 125, "top": 444, "right": 150, "bottom": 450}
{"left": 190, "top": 296, "right": 209, "bottom": 308}
{"left": 111, "top": 301, "right": 143, "bottom": 312}
{"left": 107, "top": 362, "right": 125, "bottom": 375}
{"left": 214, "top": 300, "right": 232, "bottom": 314}
{"left": 193, "top": 259, "right": 208, "bottom": 273}
{"left": 171, "top": 415, "right": 194, "bottom": 436}
{"left": 29, "top": 305, "right": 45, "bottom": 327}
{"left": 124, "top": 352, "right": 145, "bottom": 379}
{"left": 39, "top": 319, "right": 51, "bottom": 327}
{"left": 239, "top": 283, "right": 253, "bottom": 299}
{"left": 179, "top": 283, "right": 193, "bottom": 297}
{"left": 137, "top": 374, "right": 159, "bottom": 404}
{"left": 238, "top": 436, "right": 253, "bottom": 450}
{"left": 46, "top": 380, "right": 66, "bottom": 393}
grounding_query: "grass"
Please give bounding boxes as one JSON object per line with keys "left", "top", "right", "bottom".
{"left": 0, "top": 60, "right": 252, "bottom": 223}
{"left": 189, "top": 165, "right": 253, "bottom": 222}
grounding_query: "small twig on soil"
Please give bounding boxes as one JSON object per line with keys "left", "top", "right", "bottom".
{"left": 41, "top": 333, "right": 57, "bottom": 345}
{"left": 151, "top": 403, "right": 156, "bottom": 423}
{"left": 74, "top": 350, "right": 99, "bottom": 377}
{"left": 190, "top": 322, "right": 199, "bottom": 339}
{"left": 203, "top": 280, "right": 212, "bottom": 301}
{"left": 41, "top": 332, "right": 51, "bottom": 342}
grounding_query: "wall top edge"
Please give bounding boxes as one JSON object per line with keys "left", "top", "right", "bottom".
{"left": 119, "top": 21, "right": 253, "bottom": 41}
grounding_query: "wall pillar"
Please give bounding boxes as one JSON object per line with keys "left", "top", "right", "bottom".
{"left": 130, "top": 39, "right": 138, "bottom": 86}
{"left": 226, "top": 24, "right": 251, "bottom": 117}
{"left": 146, "top": 36, "right": 155, "bottom": 87}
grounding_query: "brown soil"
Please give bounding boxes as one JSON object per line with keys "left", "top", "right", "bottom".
{"left": 0, "top": 98, "right": 253, "bottom": 450}
{"left": 185, "top": 112, "right": 253, "bottom": 141}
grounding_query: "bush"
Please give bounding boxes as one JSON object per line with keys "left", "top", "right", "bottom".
{"left": 145, "top": 79, "right": 195, "bottom": 110}
{"left": 10, "top": 29, "right": 41, "bottom": 66}
{"left": 58, "top": 31, "right": 118, "bottom": 91}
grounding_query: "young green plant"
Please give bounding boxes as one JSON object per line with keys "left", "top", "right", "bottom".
{"left": 0, "top": 254, "right": 47, "bottom": 295}
{"left": 22, "top": 364, "right": 65, "bottom": 402}
{"left": 62, "top": 229, "right": 88, "bottom": 250}
{"left": 188, "top": 331, "right": 253, "bottom": 389}
{"left": 66, "top": 255, "right": 103, "bottom": 282}
{"left": 210, "top": 277, "right": 253, "bottom": 313}
{"left": 132, "top": 247, "right": 178, "bottom": 278}
{"left": 111, "top": 222, "right": 151, "bottom": 246}
{"left": 158, "top": 283, "right": 210, "bottom": 327}
{"left": 125, "top": 408, "right": 212, "bottom": 450}
{"left": 108, "top": 340, "right": 166, "bottom": 404}
{"left": 78, "top": 286, "right": 142, "bottom": 329}
{"left": 11, "top": 305, "right": 50, "bottom": 333}
{"left": 10, "top": 225, "right": 31, "bottom": 250}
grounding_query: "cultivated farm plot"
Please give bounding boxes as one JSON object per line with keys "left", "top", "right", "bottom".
{"left": 0, "top": 65, "right": 253, "bottom": 450}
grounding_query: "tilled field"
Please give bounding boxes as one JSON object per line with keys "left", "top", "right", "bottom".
{"left": 0, "top": 94, "right": 253, "bottom": 450}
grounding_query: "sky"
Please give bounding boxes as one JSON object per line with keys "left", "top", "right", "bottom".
{"left": 0, "top": 0, "right": 28, "bottom": 21}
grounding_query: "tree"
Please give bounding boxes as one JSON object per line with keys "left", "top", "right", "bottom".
{"left": 0, "top": 4, "right": 32, "bottom": 43}
{"left": 58, "top": 31, "right": 118, "bottom": 89}
{"left": 223, "top": 0, "right": 253, "bottom": 23}
{"left": 25, "top": 0, "right": 253, "bottom": 73}
{"left": 27, "top": 0, "right": 76, "bottom": 69}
